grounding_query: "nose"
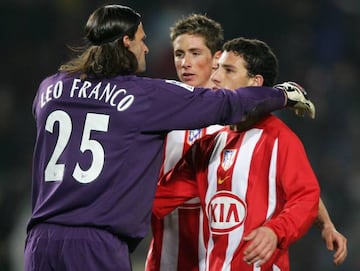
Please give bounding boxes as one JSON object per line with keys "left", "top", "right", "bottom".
{"left": 211, "top": 69, "right": 221, "bottom": 85}
{"left": 181, "top": 54, "right": 191, "bottom": 68}
{"left": 144, "top": 44, "right": 149, "bottom": 54}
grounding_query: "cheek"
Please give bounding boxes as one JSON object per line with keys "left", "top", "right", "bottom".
{"left": 174, "top": 59, "right": 181, "bottom": 69}
{"left": 138, "top": 45, "right": 144, "bottom": 56}
{"left": 174, "top": 60, "right": 182, "bottom": 74}
{"left": 132, "top": 44, "right": 143, "bottom": 57}
{"left": 196, "top": 58, "right": 212, "bottom": 69}
{"left": 197, "top": 61, "right": 213, "bottom": 76}
{"left": 229, "top": 76, "right": 248, "bottom": 89}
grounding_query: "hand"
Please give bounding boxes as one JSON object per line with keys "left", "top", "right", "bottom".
{"left": 321, "top": 224, "right": 348, "bottom": 265}
{"left": 274, "top": 81, "right": 316, "bottom": 119}
{"left": 243, "top": 226, "right": 278, "bottom": 267}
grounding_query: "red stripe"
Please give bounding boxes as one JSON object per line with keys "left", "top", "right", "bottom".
{"left": 177, "top": 208, "right": 200, "bottom": 271}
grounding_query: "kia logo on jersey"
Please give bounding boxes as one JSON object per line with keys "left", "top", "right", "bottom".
{"left": 207, "top": 191, "right": 246, "bottom": 234}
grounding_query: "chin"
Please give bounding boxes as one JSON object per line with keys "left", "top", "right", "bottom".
{"left": 137, "top": 65, "right": 146, "bottom": 73}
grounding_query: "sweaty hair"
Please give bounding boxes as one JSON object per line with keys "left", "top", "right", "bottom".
{"left": 59, "top": 4, "right": 141, "bottom": 79}
{"left": 222, "top": 37, "right": 278, "bottom": 86}
{"left": 170, "top": 14, "right": 224, "bottom": 55}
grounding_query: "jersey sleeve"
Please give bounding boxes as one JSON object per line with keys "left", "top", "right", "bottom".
{"left": 142, "top": 78, "right": 285, "bottom": 132}
{"left": 152, "top": 144, "right": 199, "bottom": 218}
{"left": 264, "top": 130, "right": 320, "bottom": 249}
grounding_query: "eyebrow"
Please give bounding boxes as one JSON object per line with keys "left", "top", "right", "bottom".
{"left": 221, "top": 63, "right": 236, "bottom": 70}
{"left": 174, "top": 48, "right": 203, "bottom": 54}
{"left": 188, "top": 48, "right": 202, "bottom": 52}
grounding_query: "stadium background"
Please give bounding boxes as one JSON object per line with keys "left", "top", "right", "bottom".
{"left": 1, "top": 0, "right": 359, "bottom": 270}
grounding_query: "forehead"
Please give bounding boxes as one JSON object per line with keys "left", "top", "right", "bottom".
{"left": 218, "top": 51, "right": 246, "bottom": 67}
{"left": 172, "top": 33, "right": 208, "bottom": 50}
{"left": 135, "top": 22, "right": 146, "bottom": 38}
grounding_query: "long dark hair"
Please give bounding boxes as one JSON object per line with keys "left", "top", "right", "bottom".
{"left": 59, "top": 5, "right": 141, "bottom": 79}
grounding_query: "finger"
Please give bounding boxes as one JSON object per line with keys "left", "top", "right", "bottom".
{"left": 244, "top": 238, "right": 270, "bottom": 263}
{"left": 326, "top": 239, "right": 334, "bottom": 251}
{"left": 243, "top": 231, "right": 256, "bottom": 241}
{"left": 245, "top": 241, "right": 273, "bottom": 265}
{"left": 334, "top": 251, "right": 347, "bottom": 266}
{"left": 255, "top": 249, "right": 274, "bottom": 267}
{"left": 244, "top": 241, "right": 264, "bottom": 262}
{"left": 333, "top": 244, "right": 347, "bottom": 265}
{"left": 243, "top": 236, "right": 261, "bottom": 256}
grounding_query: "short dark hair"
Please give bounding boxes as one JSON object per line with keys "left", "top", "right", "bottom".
{"left": 60, "top": 4, "right": 141, "bottom": 79}
{"left": 222, "top": 37, "right": 278, "bottom": 86}
{"left": 170, "top": 14, "right": 223, "bottom": 55}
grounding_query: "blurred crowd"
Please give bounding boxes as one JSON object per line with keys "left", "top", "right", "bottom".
{"left": 1, "top": 0, "right": 359, "bottom": 270}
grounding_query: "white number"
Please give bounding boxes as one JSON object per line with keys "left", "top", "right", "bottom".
{"left": 73, "top": 113, "right": 109, "bottom": 183}
{"left": 44, "top": 110, "right": 109, "bottom": 183}
{"left": 45, "top": 111, "right": 72, "bottom": 181}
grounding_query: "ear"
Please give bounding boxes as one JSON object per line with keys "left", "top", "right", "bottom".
{"left": 212, "top": 50, "right": 222, "bottom": 70}
{"left": 252, "top": 74, "right": 264, "bottom": 86}
{"left": 123, "top": 35, "right": 131, "bottom": 48}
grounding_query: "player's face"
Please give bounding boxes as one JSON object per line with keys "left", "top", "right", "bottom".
{"left": 173, "top": 34, "right": 215, "bottom": 87}
{"left": 127, "top": 23, "right": 149, "bottom": 72}
{"left": 211, "top": 51, "right": 258, "bottom": 90}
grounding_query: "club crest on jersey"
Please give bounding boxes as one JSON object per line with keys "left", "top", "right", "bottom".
{"left": 207, "top": 191, "right": 246, "bottom": 234}
{"left": 186, "top": 129, "right": 203, "bottom": 145}
{"left": 221, "top": 149, "right": 237, "bottom": 171}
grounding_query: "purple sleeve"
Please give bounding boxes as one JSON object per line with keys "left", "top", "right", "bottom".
{"left": 141, "top": 79, "right": 285, "bottom": 132}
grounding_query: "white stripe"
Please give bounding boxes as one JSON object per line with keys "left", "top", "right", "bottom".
{"left": 221, "top": 129, "right": 263, "bottom": 271}
{"left": 273, "top": 264, "right": 281, "bottom": 271}
{"left": 206, "top": 131, "right": 228, "bottom": 204}
{"left": 205, "top": 131, "right": 228, "bottom": 271}
{"left": 267, "top": 139, "right": 278, "bottom": 219}
{"left": 252, "top": 263, "right": 281, "bottom": 271}
{"left": 232, "top": 128, "right": 263, "bottom": 207}
{"left": 205, "top": 125, "right": 224, "bottom": 135}
{"left": 163, "top": 130, "right": 186, "bottom": 174}
{"left": 160, "top": 211, "right": 179, "bottom": 270}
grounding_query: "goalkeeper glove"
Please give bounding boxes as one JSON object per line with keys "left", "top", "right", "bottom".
{"left": 274, "top": 81, "right": 316, "bottom": 119}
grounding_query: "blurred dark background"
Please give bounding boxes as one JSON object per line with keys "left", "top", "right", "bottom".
{"left": 1, "top": 0, "right": 359, "bottom": 270}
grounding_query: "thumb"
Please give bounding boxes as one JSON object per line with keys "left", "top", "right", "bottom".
{"left": 243, "top": 230, "right": 256, "bottom": 241}
{"left": 326, "top": 239, "right": 334, "bottom": 251}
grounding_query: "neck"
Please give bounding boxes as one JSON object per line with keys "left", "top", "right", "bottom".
{"left": 230, "top": 116, "right": 263, "bottom": 132}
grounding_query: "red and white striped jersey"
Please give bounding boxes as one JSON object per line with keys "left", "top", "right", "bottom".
{"left": 146, "top": 125, "right": 223, "bottom": 271}
{"left": 153, "top": 115, "right": 320, "bottom": 271}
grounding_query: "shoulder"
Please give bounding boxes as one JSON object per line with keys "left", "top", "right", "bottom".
{"left": 265, "top": 116, "right": 308, "bottom": 154}
{"left": 260, "top": 115, "right": 297, "bottom": 135}
{"left": 135, "top": 77, "right": 196, "bottom": 93}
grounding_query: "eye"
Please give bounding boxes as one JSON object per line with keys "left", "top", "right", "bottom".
{"left": 174, "top": 51, "right": 184, "bottom": 58}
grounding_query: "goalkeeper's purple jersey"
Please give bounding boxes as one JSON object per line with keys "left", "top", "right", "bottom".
{"left": 29, "top": 72, "right": 284, "bottom": 248}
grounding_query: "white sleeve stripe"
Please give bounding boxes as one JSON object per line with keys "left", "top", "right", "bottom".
{"left": 267, "top": 138, "right": 278, "bottom": 219}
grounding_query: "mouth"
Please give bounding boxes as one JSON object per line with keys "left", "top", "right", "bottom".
{"left": 211, "top": 82, "right": 221, "bottom": 89}
{"left": 181, "top": 73, "right": 195, "bottom": 82}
